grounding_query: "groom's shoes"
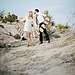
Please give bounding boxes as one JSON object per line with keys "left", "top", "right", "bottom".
{"left": 47, "top": 40, "right": 50, "bottom": 43}
{"left": 22, "top": 37, "right": 27, "bottom": 40}
{"left": 39, "top": 42, "right": 43, "bottom": 44}
{"left": 39, "top": 40, "right": 50, "bottom": 44}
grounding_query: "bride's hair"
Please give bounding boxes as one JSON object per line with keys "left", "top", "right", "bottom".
{"left": 28, "top": 11, "right": 33, "bottom": 19}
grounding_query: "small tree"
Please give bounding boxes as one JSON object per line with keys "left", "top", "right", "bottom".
{"left": 1, "top": 12, "right": 18, "bottom": 23}
{"left": 0, "top": 10, "right": 5, "bottom": 21}
{"left": 66, "top": 12, "right": 75, "bottom": 33}
{"left": 2, "top": 17, "right": 7, "bottom": 23}
{"left": 11, "top": 14, "right": 17, "bottom": 22}
{"left": 7, "top": 14, "right": 17, "bottom": 22}
{"left": 44, "top": 10, "right": 53, "bottom": 22}
{"left": 56, "top": 24, "right": 64, "bottom": 29}
{"left": 67, "top": 12, "right": 75, "bottom": 27}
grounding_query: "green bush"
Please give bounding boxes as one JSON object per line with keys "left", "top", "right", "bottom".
{"left": 43, "top": 29, "right": 55, "bottom": 41}
{"left": 56, "top": 24, "right": 70, "bottom": 29}
{"left": 43, "top": 33, "right": 46, "bottom": 41}
{"left": 1, "top": 13, "right": 18, "bottom": 23}
{"left": 7, "top": 14, "right": 17, "bottom": 22}
{"left": 56, "top": 24, "right": 64, "bottom": 29}
{"left": 2, "top": 19, "right": 7, "bottom": 23}
{"left": 14, "top": 34, "right": 21, "bottom": 39}
{"left": 64, "top": 25, "right": 70, "bottom": 29}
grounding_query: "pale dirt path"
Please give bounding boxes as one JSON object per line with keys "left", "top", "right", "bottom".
{"left": 0, "top": 32, "right": 75, "bottom": 75}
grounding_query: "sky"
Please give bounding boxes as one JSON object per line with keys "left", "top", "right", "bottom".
{"left": 0, "top": 0, "right": 75, "bottom": 25}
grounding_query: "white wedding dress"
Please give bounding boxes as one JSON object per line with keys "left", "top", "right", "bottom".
{"left": 21, "top": 16, "right": 33, "bottom": 33}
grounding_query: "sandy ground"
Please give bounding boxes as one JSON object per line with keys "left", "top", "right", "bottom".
{"left": 0, "top": 30, "right": 75, "bottom": 75}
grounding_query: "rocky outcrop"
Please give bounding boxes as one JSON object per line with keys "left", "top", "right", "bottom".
{"left": 0, "top": 23, "right": 22, "bottom": 57}
{"left": 0, "top": 23, "right": 21, "bottom": 48}
{"left": 0, "top": 30, "right": 75, "bottom": 75}
{"left": 0, "top": 23, "right": 75, "bottom": 75}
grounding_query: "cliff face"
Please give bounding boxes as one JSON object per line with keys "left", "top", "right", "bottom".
{"left": 0, "top": 23, "right": 21, "bottom": 56}
{"left": 0, "top": 23, "right": 75, "bottom": 75}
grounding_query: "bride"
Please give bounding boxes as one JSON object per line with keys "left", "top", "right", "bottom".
{"left": 20, "top": 11, "right": 34, "bottom": 47}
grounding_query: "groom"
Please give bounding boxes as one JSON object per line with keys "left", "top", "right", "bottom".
{"left": 34, "top": 9, "right": 50, "bottom": 44}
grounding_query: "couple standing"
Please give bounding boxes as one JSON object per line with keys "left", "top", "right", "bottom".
{"left": 21, "top": 9, "right": 50, "bottom": 47}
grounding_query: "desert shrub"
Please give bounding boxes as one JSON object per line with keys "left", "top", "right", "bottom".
{"left": 7, "top": 14, "right": 17, "bottom": 23}
{"left": 1, "top": 12, "right": 18, "bottom": 23}
{"left": 0, "top": 10, "right": 5, "bottom": 20}
{"left": 2, "top": 19, "right": 7, "bottom": 23}
{"left": 43, "top": 33, "right": 46, "bottom": 41}
{"left": 14, "top": 34, "right": 21, "bottom": 39}
{"left": 64, "top": 25, "right": 70, "bottom": 29}
{"left": 43, "top": 29, "right": 55, "bottom": 41}
{"left": 56, "top": 24, "right": 64, "bottom": 29}
{"left": 56, "top": 24, "right": 70, "bottom": 30}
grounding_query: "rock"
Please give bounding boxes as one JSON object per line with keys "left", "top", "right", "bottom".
{"left": 0, "top": 23, "right": 18, "bottom": 36}
{"left": 0, "top": 30, "right": 21, "bottom": 48}
{"left": 0, "top": 41, "right": 6, "bottom": 48}
{"left": 0, "top": 25, "right": 4, "bottom": 28}
{"left": 0, "top": 23, "right": 75, "bottom": 75}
